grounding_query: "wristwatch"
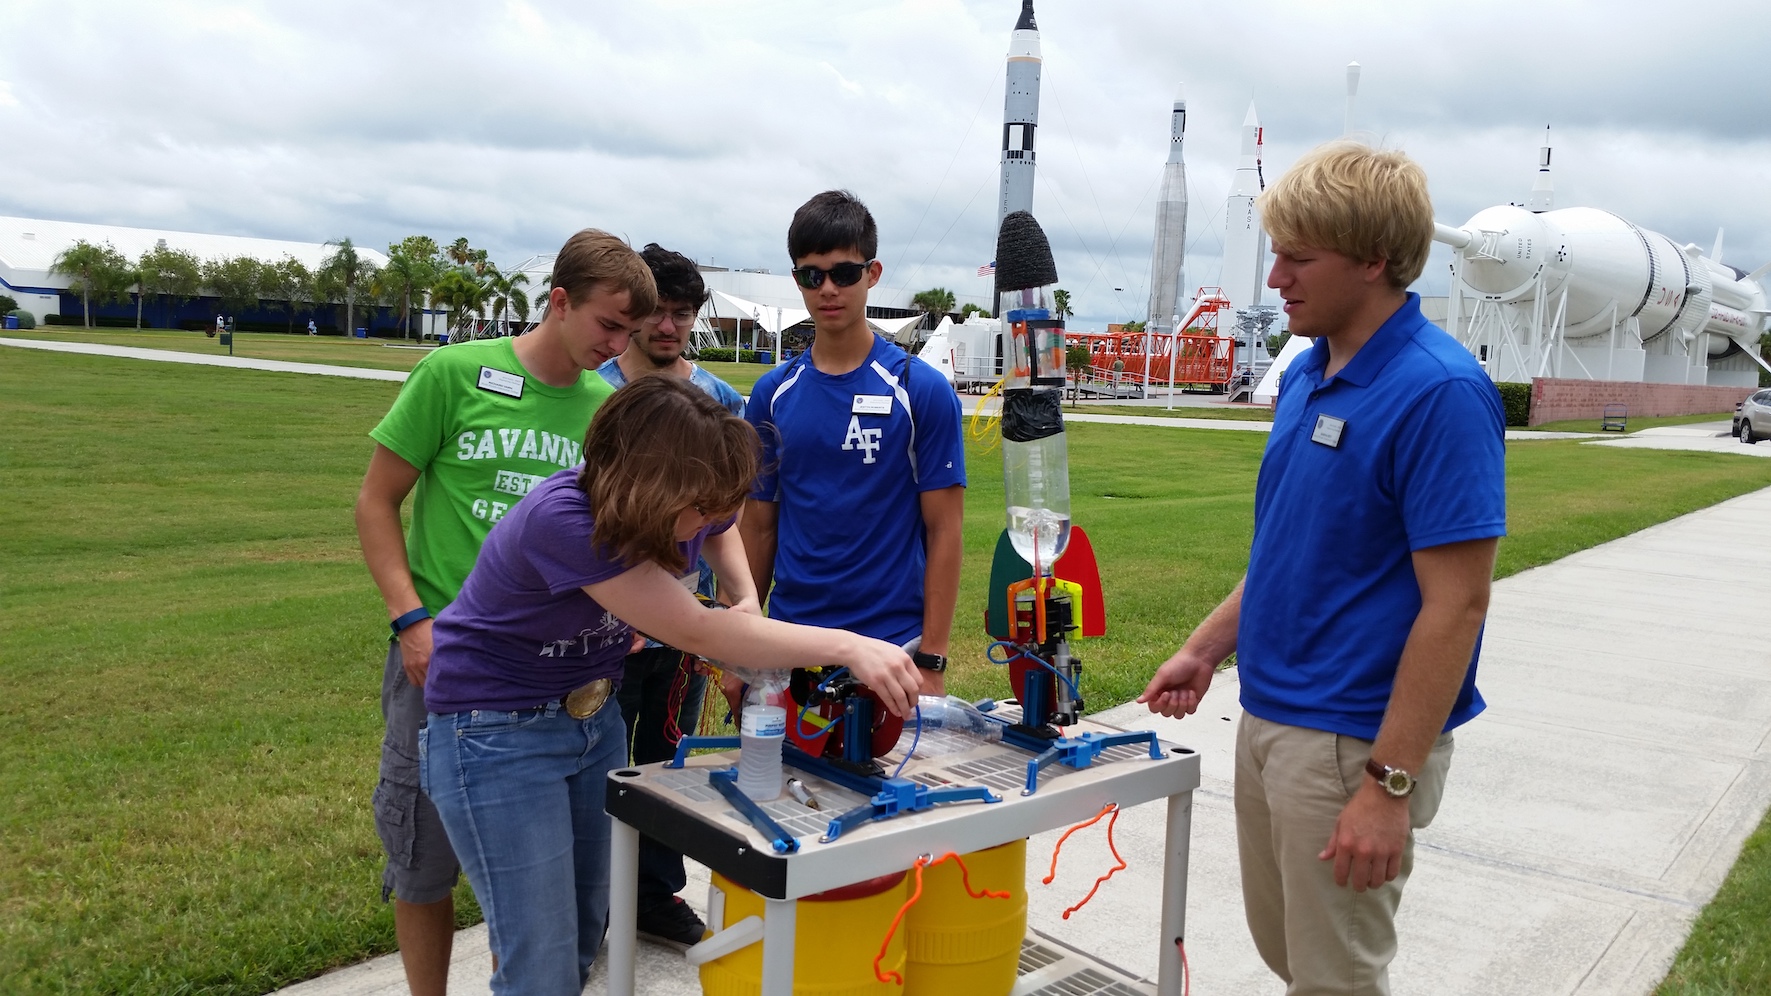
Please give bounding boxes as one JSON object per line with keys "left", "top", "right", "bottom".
{"left": 912, "top": 651, "right": 948, "bottom": 673}
{"left": 1365, "top": 759, "right": 1417, "bottom": 798}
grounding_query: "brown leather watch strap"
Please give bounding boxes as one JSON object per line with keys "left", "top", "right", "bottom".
{"left": 1365, "top": 758, "right": 1389, "bottom": 783}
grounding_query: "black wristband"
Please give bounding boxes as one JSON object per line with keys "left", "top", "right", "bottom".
{"left": 912, "top": 651, "right": 948, "bottom": 673}
{"left": 390, "top": 606, "right": 432, "bottom": 636}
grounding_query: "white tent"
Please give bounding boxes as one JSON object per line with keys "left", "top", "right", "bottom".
{"left": 1252, "top": 333, "right": 1313, "bottom": 405}
{"left": 713, "top": 291, "right": 809, "bottom": 334}
{"left": 867, "top": 313, "right": 924, "bottom": 344}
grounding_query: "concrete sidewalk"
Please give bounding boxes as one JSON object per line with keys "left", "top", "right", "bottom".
{"left": 0, "top": 336, "right": 410, "bottom": 381}
{"left": 274, "top": 485, "right": 1771, "bottom": 995}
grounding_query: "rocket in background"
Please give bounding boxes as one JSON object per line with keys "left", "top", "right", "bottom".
{"left": 997, "top": 0, "right": 1041, "bottom": 226}
{"left": 1145, "top": 83, "right": 1188, "bottom": 332}
{"left": 1219, "top": 102, "right": 1267, "bottom": 315}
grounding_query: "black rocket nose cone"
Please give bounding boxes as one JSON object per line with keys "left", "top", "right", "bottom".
{"left": 1016, "top": 0, "right": 1037, "bottom": 31}
{"left": 995, "top": 211, "right": 1058, "bottom": 294}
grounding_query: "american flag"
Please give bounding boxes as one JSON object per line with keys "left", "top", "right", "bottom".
{"left": 976, "top": 261, "right": 996, "bottom": 277}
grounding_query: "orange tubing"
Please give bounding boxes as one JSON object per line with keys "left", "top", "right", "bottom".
{"left": 873, "top": 852, "right": 1011, "bottom": 985}
{"left": 1043, "top": 803, "right": 1128, "bottom": 919}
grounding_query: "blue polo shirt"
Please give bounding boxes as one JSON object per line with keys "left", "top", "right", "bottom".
{"left": 1239, "top": 293, "right": 1506, "bottom": 741}
{"left": 747, "top": 336, "right": 966, "bottom": 645}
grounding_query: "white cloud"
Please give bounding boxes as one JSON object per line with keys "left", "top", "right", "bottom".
{"left": 0, "top": 0, "right": 1766, "bottom": 327}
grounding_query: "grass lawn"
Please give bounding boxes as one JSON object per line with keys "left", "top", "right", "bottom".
{"left": 6, "top": 347, "right": 1771, "bottom": 993}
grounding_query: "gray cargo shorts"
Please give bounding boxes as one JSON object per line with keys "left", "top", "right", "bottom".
{"left": 373, "top": 640, "right": 461, "bottom": 904}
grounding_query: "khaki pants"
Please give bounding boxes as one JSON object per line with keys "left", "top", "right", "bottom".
{"left": 1235, "top": 713, "right": 1454, "bottom": 996}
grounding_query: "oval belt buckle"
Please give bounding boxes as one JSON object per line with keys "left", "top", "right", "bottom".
{"left": 566, "top": 679, "right": 611, "bottom": 719}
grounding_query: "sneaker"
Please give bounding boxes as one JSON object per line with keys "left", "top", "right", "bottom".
{"left": 636, "top": 896, "right": 707, "bottom": 953}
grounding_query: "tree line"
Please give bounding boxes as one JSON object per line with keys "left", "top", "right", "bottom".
{"left": 46, "top": 235, "right": 532, "bottom": 339}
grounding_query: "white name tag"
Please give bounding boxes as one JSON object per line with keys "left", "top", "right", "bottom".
{"left": 478, "top": 366, "right": 525, "bottom": 399}
{"left": 1312, "top": 413, "right": 1346, "bottom": 448}
{"left": 852, "top": 394, "right": 892, "bottom": 415}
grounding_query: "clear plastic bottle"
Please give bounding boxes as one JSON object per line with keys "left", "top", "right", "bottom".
{"left": 1003, "top": 432, "right": 1072, "bottom": 577}
{"left": 915, "top": 695, "right": 1005, "bottom": 742}
{"left": 735, "top": 670, "right": 787, "bottom": 801}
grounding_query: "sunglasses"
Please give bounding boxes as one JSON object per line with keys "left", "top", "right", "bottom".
{"left": 791, "top": 260, "right": 874, "bottom": 290}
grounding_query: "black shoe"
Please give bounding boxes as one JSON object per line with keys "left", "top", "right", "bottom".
{"left": 636, "top": 897, "right": 707, "bottom": 953}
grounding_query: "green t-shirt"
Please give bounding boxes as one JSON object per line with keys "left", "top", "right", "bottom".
{"left": 369, "top": 337, "right": 616, "bottom": 614}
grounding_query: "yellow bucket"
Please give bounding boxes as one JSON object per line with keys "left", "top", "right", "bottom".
{"left": 699, "top": 870, "right": 909, "bottom": 996}
{"left": 903, "top": 840, "right": 1028, "bottom": 996}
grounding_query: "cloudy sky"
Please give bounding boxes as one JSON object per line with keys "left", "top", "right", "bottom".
{"left": 2, "top": 0, "right": 1767, "bottom": 328}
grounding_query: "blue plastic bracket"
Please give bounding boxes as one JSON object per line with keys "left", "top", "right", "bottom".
{"left": 821, "top": 778, "right": 1000, "bottom": 843}
{"left": 706, "top": 767, "right": 799, "bottom": 854}
{"left": 666, "top": 735, "right": 740, "bottom": 769}
{"left": 1020, "top": 729, "right": 1163, "bottom": 796}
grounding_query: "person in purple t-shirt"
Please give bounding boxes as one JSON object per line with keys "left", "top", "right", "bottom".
{"left": 420, "top": 376, "right": 920, "bottom": 996}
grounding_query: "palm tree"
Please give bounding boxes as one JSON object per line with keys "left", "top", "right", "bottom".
{"left": 1053, "top": 289, "right": 1073, "bottom": 322}
{"left": 381, "top": 236, "right": 439, "bottom": 341}
{"left": 911, "top": 287, "right": 957, "bottom": 326}
{"left": 50, "top": 240, "right": 131, "bottom": 328}
{"left": 320, "top": 239, "right": 377, "bottom": 338}
{"left": 431, "top": 268, "right": 491, "bottom": 339}
{"left": 487, "top": 267, "right": 531, "bottom": 337}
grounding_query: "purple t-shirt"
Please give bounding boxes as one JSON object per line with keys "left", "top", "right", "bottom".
{"left": 425, "top": 468, "right": 728, "bottom": 713}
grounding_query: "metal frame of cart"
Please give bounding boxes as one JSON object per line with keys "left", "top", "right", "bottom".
{"left": 604, "top": 716, "right": 1201, "bottom": 996}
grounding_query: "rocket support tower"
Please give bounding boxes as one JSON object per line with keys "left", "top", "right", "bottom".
{"left": 997, "top": 0, "right": 1041, "bottom": 226}
{"left": 1145, "top": 83, "right": 1188, "bottom": 333}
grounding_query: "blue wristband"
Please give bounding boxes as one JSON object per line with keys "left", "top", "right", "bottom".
{"left": 390, "top": 606, "right": 432, "bottom": 636}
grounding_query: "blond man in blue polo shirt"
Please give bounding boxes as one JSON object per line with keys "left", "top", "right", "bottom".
{"left": 1140, "top": 142, "right": 1506, "bottom": 996}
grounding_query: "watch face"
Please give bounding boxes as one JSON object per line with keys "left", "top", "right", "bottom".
{"left": 1383, "top": 770, "right": 1414, "bottom": 797}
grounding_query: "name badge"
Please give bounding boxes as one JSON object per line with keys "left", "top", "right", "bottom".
{"left": 477, "top": 366, "right": 525, "bottom": 399}
{"left": 852, "top": 394, "right": 892, "bottom": 415}
{"left": 1312, "top": 413, "right": 1346, "bottom": 448}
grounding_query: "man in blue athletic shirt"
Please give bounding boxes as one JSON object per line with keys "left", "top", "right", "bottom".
{"left": 741, "top": 190, "right": 965, "bottom": 696}
{"left": 1139, "top": 143, "right": 1506, "bottom": 996}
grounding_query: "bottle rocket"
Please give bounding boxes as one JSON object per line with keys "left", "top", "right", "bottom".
{"left": 996, "top": 210, "right": 1071, "bottom": 586}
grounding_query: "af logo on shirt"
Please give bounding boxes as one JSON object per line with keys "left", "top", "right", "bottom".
{"left": 844, "top": 393, "right": 892, "bottom": 465}
{"left": 842, "top": 416, "right": 884, "bottom": 464}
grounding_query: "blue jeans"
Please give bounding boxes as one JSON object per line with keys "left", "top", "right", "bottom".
{"left": 421, "top": 699, "right": 626, "bottom": 996}
{"left": 615, "top": 646, "right": 707, "bottom": 911}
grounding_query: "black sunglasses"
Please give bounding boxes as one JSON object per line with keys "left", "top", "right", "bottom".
{"left": 791, "top": 260, "right": 874, "bottom": 290}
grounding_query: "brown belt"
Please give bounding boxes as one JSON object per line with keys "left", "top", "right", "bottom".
{"left": 565, "top": 678, "right": 614, "bottom": 720}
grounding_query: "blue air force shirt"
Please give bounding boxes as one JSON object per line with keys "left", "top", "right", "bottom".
{"left": 1238, "top": 293, "right": 1506, "bottom": 741}
{"left": 746, "top": 336, "right": 966, "bottom": 645}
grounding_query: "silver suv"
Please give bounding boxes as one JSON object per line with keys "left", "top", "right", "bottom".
{"left": 1737, "top": 390, "right": 1771, "bottom": 444}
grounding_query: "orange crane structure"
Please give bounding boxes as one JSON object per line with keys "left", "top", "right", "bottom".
{"left": 1066, "top": 287, "right": 1238, "bottom": 394}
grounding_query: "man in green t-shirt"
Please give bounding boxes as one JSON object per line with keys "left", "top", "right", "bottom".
{"left": 355, "top": 229, "right": 656, "bottom": 996}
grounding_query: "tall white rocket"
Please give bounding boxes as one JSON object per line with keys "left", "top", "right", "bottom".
{"left": 997, "top": 0, "right": 1041, "bottom": 226}
{"left": 1145, "top": 83, "right": 1188, "bottom": 332}
{"left": 1220, "top": 102, "right": 1267, "bottom": 314}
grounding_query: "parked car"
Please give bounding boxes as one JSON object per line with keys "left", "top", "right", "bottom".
{"left": 1736, "top": 390, "right": 1771, "bottom": 444}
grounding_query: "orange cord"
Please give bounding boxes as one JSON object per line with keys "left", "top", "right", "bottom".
{"left": 873, "top": 852, "right": 1012, "bottom": 985}
{"left": 1177, "top": 938, "right": 1192, "bottom": 996}
{"left": 1043, "top": 803, "right": 1127, "bottom": 918}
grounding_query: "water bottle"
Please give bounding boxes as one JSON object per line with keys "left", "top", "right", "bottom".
{"left": 916, "top": 695, "right": 1005, "bottom": 742}
{"left": 735, "top": 670, "right": 787, "bottom": 801}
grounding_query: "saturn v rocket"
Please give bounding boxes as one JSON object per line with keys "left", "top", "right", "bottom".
{"left": 997, "top": 0, "right": 1041, "bottom": 226}
{"left": 1144, "top": 85, "right": 1188, "bottom": 333}
{"left": 1434, "top": 134, "right": 1771, "bottom": 387}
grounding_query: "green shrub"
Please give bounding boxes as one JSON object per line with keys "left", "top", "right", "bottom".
{"left": 0, "top": 294, "right": 17, "bottom": 314}
{"left": 739, "top": 349, "right": 760, "bottom": 364}
{"left": 1497, "top": 381, "right": 1531, "bottom": 427}
{"left": 8, "top": 309, "right": 36, "bottom": 329}
{"left": 697, "top": 347, "right": 735, "bottom": 362}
